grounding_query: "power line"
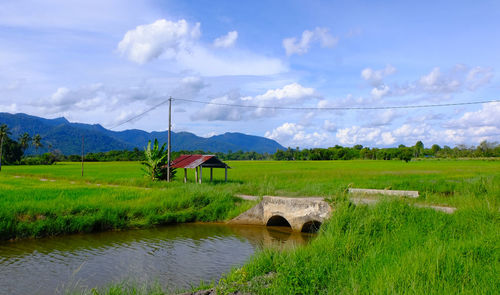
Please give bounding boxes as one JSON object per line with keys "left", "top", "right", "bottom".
{"left": 174, "top": 98, "right": 500, "bottom": 110}
{"left": 108, "top": 97, "right": 500, "bottom": 129}
{"left": 109, "top": 98, "right": 170, "bottom": 130}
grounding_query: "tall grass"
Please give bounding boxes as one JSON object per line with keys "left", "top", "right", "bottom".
{"left": 217, "top": 200, "right": 500, "bottom": 294}
{"left": 0, "top": 177, "right": 253, "bottom": 240}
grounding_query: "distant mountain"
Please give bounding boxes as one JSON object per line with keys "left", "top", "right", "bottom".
{"left": 0, "top": 112, "right": 285, "bottom": 155}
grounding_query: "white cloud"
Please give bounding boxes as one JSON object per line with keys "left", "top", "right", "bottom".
{"left": 361, "top": 64, "right": 396, "bottom": 86}
{"left": 447, "top": 102, "right": 500, "bottom": 128}
{"left": 362, "top": 65, "right": 494, "bottom": 99}
{"left": 118, "top": 19, "right": 286, "bottom": 76}
{"left": 213, "top": 31, "right": 238, "bottom": 48}
{"left": 418, "top": 67, "right": 461, "bottom": 93}
{"left": 371, "top": 85, "right": 390, "bottom": 99}
{"left": 336, "top": 126, "right": 382, "bottom": 145}
{"left": 117, "top": 19, "right": 201, "bottom": 64}
{"left": 283, "top": 27, "right": 338, "bottom": 56}
{"left": 265, "top": 122, "right": 330, "bottom": 147}
{"left": 175, "top": 46, "right": 287, "bottom": 76}
{"left": 0, "top": 103, "right": 17, "bottom": 113}
{"left": 194, "top": 83, "right": 319, "bottom": 121}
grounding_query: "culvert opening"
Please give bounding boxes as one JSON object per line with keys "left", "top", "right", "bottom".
{"left": 266, "top": 215, "right": 292, "bottom": 228}
{"left": 301, "top": 221, "right": 322, "bottom": 233}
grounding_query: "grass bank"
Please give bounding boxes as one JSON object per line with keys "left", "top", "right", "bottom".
{"left": 0, "top": 176, "right": 253, "bottom": 240}
{"left": 217, "top": 200, "right": 499, "bottom": 294}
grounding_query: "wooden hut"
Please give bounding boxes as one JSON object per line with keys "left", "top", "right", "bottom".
{"left": 170, "top": 155, "right": 230, "bottom": 183}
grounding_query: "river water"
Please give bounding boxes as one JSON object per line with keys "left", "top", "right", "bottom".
{"left": 0, "top": 223, "right": 313, "bottom": 294}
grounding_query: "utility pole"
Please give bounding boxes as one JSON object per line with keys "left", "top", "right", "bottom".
{"left": 81, "top": 135, "right": 84, "bottom": 177}
{"left": 167, "top": 96, "right": 172, "bottom": 182}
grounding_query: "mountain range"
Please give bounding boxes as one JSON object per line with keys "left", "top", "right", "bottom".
{"left": 0, "top": 112, "right": 285, "bottom": 155}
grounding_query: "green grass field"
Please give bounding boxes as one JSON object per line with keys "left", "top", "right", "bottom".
{"left": 3, "top": 159, "right": 499, "bottom": 205}
{"left": 1, "top": 160, "right": 499, "bottom": 293}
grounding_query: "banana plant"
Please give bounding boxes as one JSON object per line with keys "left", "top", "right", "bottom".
{"left": 142, "top": 139, "right": 171, "bottom": 181}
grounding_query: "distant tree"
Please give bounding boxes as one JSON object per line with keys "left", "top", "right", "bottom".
{"left": 414, "top": 141, "right": 424, "bottom": 157}
{"left": 400, "top": 147, "right": 413, "bottom": 163}
{"left": 353, "top": 144, "right": 363, "bottom": 150}
{"left": 0, "top": 124, "right": 11, "bottom": 171}
{"left": 32, "top": 134, "right": 43, "bottom": 155}
{"left": 19, "top": 132, "right": 31, "bottom": 152}
{"left": 431, "top": 144, "right": 441, "bottom": 155}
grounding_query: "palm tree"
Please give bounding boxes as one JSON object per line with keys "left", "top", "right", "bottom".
{"left": 32, "top": 134, "right": 43, "bottom": 155}
{"left": 0, "top": 124, "right": 11, "bottom": 172}
{"left": 19, "top": 132, "right": 31, "bottom": 152}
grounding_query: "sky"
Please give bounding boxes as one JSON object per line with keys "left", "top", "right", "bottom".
{"left": 0, "top": 0, "right": 499, "bottom": 148}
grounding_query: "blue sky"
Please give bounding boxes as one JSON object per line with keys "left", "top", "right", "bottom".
{"left": 0, "top": 0, "right": 499, "bottom": 148}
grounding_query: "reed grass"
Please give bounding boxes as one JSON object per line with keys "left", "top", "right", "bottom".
{"left": 217, "top": 200, "right": 499, "bottom": 294}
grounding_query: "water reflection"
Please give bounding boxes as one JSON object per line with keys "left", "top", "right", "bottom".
{"left": 0, "top": 223, "right": 313, "bottom": 295}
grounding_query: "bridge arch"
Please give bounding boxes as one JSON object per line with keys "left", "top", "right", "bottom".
{"left": 301, "top": 220, "right": 322, "bottom": 233}
{"left": 266, "top": 215, "right": 292, "bottom": 228}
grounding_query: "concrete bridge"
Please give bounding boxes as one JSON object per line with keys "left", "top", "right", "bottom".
{"left": 229, "top": 196, "right": 332, "bottom": 233}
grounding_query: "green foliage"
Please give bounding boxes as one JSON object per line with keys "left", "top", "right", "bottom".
{"left": 19, "top": 132, "right": 31, "bottom": 151}
{"left": 32, "top": 134, "right": 43, "bottom": 154}
{"left": 141, "top": 139, "right": 175, "bottom": 181}
{"left": 0, "top": 123, "right": 11, "bottom": 171}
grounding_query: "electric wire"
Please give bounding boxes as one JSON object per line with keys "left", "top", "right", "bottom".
{"left": 108, "top": 97, "right": 500, "bottom": 129}
{"left": 109, "top": 97, "right": 171, "bottom": 130}
{"left": 174, "top": 98, "right": 500, "bottom": 110}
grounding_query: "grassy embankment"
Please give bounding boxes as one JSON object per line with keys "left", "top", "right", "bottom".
{"left": 1, "top": 160, "right": 498, "bottom": 293}
{"left": 216, "top": 200, "right": 499, "bottom": 294}
{"left": 0, "top": 175, "right": 253, "bottom": 241}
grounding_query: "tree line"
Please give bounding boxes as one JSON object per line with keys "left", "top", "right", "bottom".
{"left": 66, "top": 140, "right": 500, "bottom": 162}
{"left": 1, "top": 121, "right": 499, "bottom": 167}
{"left": 0, "top": 124, "right": 44, "bottom": 169}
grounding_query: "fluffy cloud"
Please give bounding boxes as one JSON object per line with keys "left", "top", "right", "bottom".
{"left": 194, "top": 83, "right": 319, "bottom": 121}
{"left": 361, "top": 64, "right": 494, "bottom": 99}
{"left": 118, "top": 19, "right": 286, "bottom": 76}
{"left": 265, "top": 122, "right": 330, "bottom": 147}
{"left": 283, "top": 27, "right": 338, "bottom": 56}
{"left": 418, "top": 67, "right": 461, "bottom": 93}
{"left": 213, "top": 31, "right": 238, "bottom": 48}
{"left": 447, "top": 101, "right": 500, "bottom": 128}
{"left": 361, "top": 65, "right": 396, "bottom": 86}
{"left": 371, "top": 85, "right": 391, "bottom": 99}
{"left": 336, "top": 126, "right": 395, "bottom": 146}
{"left": 43, "top": 84, "right": 107, "bottom": 112}
{"left": 117, "top": 19, "right": 200, "bottom": 64}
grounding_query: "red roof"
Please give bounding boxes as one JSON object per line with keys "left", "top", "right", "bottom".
{"left": 170, "top": 154, "right": 229, "bottom": 169}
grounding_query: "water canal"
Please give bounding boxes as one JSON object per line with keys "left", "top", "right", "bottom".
{"left": 0, "top": 223, "right": 314, "bottom": 294}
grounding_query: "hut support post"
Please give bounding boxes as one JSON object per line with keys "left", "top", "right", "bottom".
{"left": 184, "top": 168, "right": 187, "bottom": 183}
{"left": 210, "top": 168, "right": 213, "bottom": 182}
{"left": 195, "top": 167, "right": 198, "bottom": 183}
{"left": 225, "top": 167, "right": 228, "bottom": 182}
{"left": 199, "top": 166, "right": 203, "bottom": 184}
